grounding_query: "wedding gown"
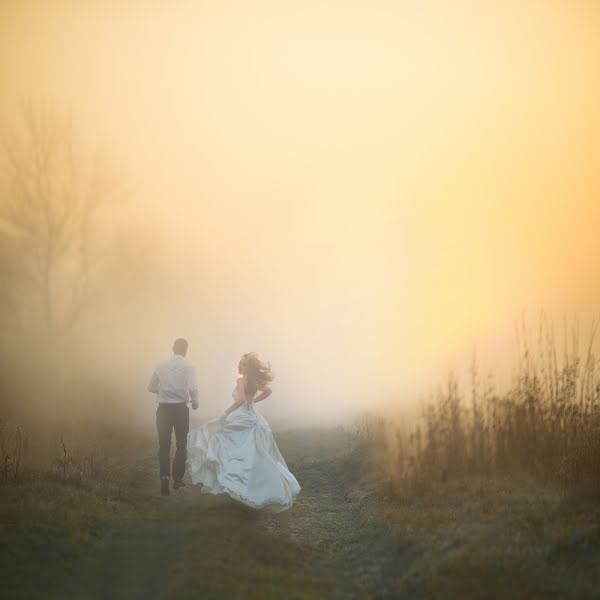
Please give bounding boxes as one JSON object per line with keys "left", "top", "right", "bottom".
{"left": 187, "top": 387, "right": 300, "bottom": 512}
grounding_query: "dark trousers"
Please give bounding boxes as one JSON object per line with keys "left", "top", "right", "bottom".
{"left": 156, "top": 403, "right": 189, "bottom": 481}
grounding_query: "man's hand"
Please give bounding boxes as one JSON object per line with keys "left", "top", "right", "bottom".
{"left": 191, "top": 400, "right": 199, "bottom": 411}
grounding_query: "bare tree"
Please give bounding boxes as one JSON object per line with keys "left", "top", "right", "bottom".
{"left": 0, "top": 101, "right": 122, "bottom": 347}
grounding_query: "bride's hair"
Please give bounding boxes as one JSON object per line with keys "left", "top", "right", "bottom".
{"left": 241, "top": 352, "right": 273, "bottom": 398}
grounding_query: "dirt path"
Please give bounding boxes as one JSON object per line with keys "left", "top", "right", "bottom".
{"left": 51, "top": 428, "right": 400, "bottom": 600}
{"left": 7, "top": 427, "right": 600, "bottom": 599}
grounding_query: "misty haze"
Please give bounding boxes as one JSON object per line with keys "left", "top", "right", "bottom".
{"left": 1, "top": 1, "right": 599, "bottom": 598}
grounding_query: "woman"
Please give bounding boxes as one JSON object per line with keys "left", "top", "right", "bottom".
{"left": 187, "top": 353, "right": 300, "bottom": 512}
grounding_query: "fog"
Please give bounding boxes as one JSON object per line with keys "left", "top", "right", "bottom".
{"left": 1, "top": 0, "right": 599, "bottom": 427}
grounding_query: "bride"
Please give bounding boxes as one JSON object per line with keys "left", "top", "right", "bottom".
{"left": 187, "top": 352, "right": 300, "bottom": 512}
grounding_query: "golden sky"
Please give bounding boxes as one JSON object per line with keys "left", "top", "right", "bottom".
{"left": 1, "top": 0, "right": 599, "bottom": 422}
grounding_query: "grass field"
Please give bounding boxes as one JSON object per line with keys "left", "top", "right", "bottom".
{"left": 1, "top": 424, "right": 599, "bottom": 599}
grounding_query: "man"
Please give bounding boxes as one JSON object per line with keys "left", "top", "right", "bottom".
{"left": 148, "top": 338, "right": 199, "bottom": 496}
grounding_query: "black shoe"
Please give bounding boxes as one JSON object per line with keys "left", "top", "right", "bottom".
{"left": 173, "top": 480, "right": 186, "bottom": 490}
{"left": 161, "top": 478, "right": 170, "bottom": 496}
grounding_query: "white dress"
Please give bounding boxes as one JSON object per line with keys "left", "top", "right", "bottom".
{"left": 187, "top": 387, "right": 300, "bottom": 512}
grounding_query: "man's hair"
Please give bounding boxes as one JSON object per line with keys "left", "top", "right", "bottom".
{"left": 173, "top": 338, "right": 188, "bottom": 355}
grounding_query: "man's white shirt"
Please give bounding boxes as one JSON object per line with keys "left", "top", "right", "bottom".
{"left": 148, "top": 355, "right": 199, "bottom": 404}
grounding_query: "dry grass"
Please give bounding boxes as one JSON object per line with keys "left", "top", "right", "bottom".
{"left": 2, "top": 419, "right": 599, "bottom": 599}
{"left": 0, "top": 422, "right": 153, "bottom": 598}
{"left": 345, "top": 314, "right": 600, "bottom": 598}
{"left": 360, "top": 314, "right": 600, "bottom": 499}
{"left": 0, "top": 420, "right": 28, "bottom": 482}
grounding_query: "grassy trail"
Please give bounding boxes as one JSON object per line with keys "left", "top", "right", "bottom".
{"left": 7, "top": 427, "right": 597, "bottom": 599}
{"left": 40, "top": 428, "right": 397, "bottom": 599}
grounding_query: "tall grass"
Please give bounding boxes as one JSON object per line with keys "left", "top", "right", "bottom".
{"left": 0, "top": 418, "right": 129, "bottom": 504}
{"left": 363, "top": 314, "right": 600, "bottom": 497}
{"left": 0, "top": 419, "right": 28, "bottom": 481}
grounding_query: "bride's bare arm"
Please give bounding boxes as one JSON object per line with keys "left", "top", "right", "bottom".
{"left": 252, "top": 385, "right": 272, "bottom": 404}
{"left": 224, "top": 378, "right": 247, "bottom": 416}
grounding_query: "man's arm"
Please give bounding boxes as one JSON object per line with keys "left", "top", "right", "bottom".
{"left": 148, "top": 369, "right": 160, "bottom": 394}
{"left": 188, "top": 366, "right": 199, "bottom": 410}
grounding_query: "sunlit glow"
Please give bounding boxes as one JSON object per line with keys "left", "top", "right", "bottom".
{"left": 1, "top": 0, "right": 599, "bottom": 425}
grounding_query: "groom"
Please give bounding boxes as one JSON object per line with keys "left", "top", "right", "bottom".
{"left": 148, "top": 338, "right": 199, "bottom": 496}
